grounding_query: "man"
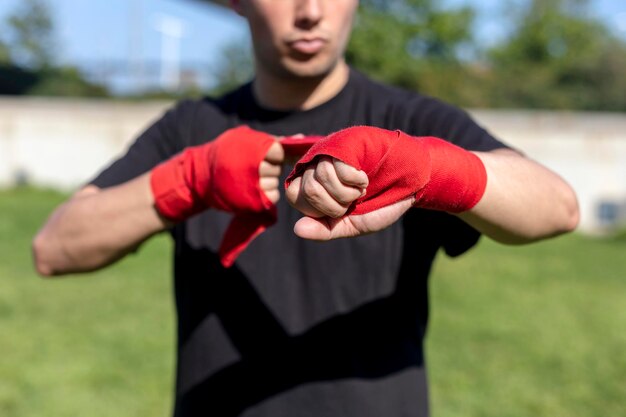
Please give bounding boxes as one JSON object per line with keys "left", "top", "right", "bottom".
{"left": 32, "top": 1, "right": 579, "bottom": 416}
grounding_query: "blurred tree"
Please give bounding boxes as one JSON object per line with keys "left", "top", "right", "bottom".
{"left": 28, "top": 67, "right": 109, "bottom": 97}
{"left": 486, "top": 0, "right": 626, "bottom": 110}
{"left": 0, "top": 0, "right": 109, "bottom": 97}
{"left": 210, "top": 40, "right": 254, "bottom": 96}
{"left": 0, "top": 40, "right": 10, "bottom": 65}
{"left": 166, "top": 0, "right": 626, "bottom": 111}
{"left": 346, "top": 0, "right": 479, "bottom": 103}
{"left": 6, "top": 0, "right": 55, "bottom": 70}
{"left": 0, "top": 64, "right": 38, "bottom": 94}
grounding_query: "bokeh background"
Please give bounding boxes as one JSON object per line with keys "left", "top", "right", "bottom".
{"left": 0, "top": 0, "right": 625, "bottom": 416}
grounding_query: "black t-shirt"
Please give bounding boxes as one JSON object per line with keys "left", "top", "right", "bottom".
{"left": 92, "top": 69, "right": 507, "bottom": 417}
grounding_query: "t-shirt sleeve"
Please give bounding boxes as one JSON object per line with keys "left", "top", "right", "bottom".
{"left": 404, "top": 96, "right": 509, "bottom": 152}
{"left": 401, "top": 97, "right": 508, "bottom": 257}
{"left": 89, "top": 101, "right": 193, "bottom": 189}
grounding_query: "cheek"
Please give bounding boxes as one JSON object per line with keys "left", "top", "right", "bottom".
{"left": 248, "top": 27, "right": 278, "bottom": 64}
{"left": 249, "top": 2, "right": 291, "bottom": 38}
{"left": 330, "top": 3, "right": 358, "bottom": 43}
{"left": 249, "top": 11, "right": 291, "bottom": 52}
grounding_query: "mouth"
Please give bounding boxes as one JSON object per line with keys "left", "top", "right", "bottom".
{"left": 287, "top": 38, "right": 327, "bottom": 55}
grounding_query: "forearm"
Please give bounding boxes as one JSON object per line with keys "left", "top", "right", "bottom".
{"left": 457, "top": 149, "right": 579, "bottom": 244}
{"left": 32, "top": 172, "right": 170, "bottom": 276}
{"left": 285, "top": 127, "right": 580, "bottom": 243}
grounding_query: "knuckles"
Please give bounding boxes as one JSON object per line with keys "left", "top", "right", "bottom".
{"left": 287, "top": 161, "right": 361, "bottom": 219}
{"left": 302, "top": 175, "right": 325, "bottom": 201}
{"left": 312, "top": 157, "right": 334, "bottom": 184}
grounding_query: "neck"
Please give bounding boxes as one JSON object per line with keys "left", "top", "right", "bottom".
{"left": 252, "top": 60, "right": 350, "bottom": 111}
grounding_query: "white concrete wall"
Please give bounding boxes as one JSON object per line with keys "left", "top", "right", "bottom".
{"left": 0, "top": 97, "right": 172, "bottom": 189}
{"left": 1, "top": 96, "right": 625, "bottom": 233}
{"left": 469, "top": 109, "right": 626, "bottom": 234}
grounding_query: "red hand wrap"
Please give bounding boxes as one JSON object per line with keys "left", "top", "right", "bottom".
{"left": 151, "top": 126, "right": 321, "bottom": 268}
{"left": 219, "top": 134, "right": 319, "bottom": 266}
{"left": 151, "top": 126, "right": 277, "bottom": 221}
{"left": 285, "top": 126, "right": 487, "bottom": 215}
{"left": 280, "top": 136, "right": 323, "bottom": 157}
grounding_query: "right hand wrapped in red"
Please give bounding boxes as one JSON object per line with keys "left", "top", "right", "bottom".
{"left": 285, "top": 126, "right": 488, "bottom": 240}
{"left": 150, "top": 125, "right": 321, "bottom": 267}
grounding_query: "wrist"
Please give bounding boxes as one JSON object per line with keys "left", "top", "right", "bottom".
{"left": 411, "top": 136, "right": 487, "bottom": 213}
{"left": 150, "top": 144, "right": 214, "bottom": 223}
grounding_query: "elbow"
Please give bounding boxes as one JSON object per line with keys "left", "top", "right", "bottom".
{"left": 541, "top": 184, "right": 580, "bottom": 240}
{"left": 556, "top": 185, "right": 580, "bottom": 235}
{"left": 31, "top": 232, "right": 60, "bottom": 277}
{"left": 564, "top": 200, "right": 580, "bottom": 234}
{"left": 500, "top": 185, "right": 580, "bottom": 244}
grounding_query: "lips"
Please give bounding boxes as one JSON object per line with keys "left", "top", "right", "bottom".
{"left": 288, "top": 38, "right": 326, "bottom": 55}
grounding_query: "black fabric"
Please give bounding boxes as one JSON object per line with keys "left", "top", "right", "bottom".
{"left": 91, "top": 68, "right": 508, "bottom": 417}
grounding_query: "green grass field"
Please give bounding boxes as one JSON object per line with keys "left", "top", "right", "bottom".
{"left": 1, "top": 187, "right": 624, "bottom": 417}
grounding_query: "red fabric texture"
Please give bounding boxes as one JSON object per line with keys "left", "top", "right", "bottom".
{"left": 219, "top": 134, "right": 319, "bottom": 267}
{"left": 280, "top": 135, "right": 323, "bottom": 157}
{"left": 285, "top": 126, "right": 487, "bottom": 215}
{"left": 151, "top": 126, "right": 320, "bottom": 267}
{"left": 151, "top": 124, "right": 486, "bottom": 267}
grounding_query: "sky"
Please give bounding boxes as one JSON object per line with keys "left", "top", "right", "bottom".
{"left": 0, "top": 0, "right": 249, "bottom": 92}
{"left": 0, "top": 0, "right": 625, "bottom": 93}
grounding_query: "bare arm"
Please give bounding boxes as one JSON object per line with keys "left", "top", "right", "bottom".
{"left": 32, "top": 172, "right": 170, "bottom": 276}
{"left": 286, "top": 149, "right": 579, "bottom": 243}
{"left": 32, "top": 142, "right": 285, "bottom": 277}
{"left": 457, "top": 148, "right": 579, "bottom": 244}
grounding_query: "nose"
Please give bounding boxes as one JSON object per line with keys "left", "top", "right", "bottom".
{"left": 295, "top": 0, "right": 323, "bottom": 30}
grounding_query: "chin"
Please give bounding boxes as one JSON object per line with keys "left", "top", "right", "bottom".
{"left": 276, "top": 55, "right": 341, "bottom": 80}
